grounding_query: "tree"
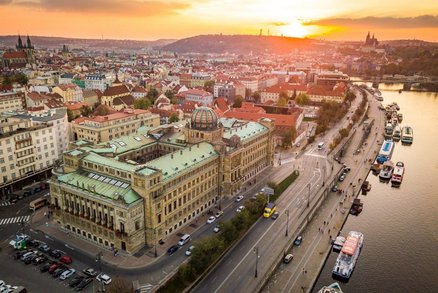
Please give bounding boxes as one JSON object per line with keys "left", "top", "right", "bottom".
{"left": 292, "top": 89, "right": 297, "bottom": 100}
{"left": 233, "top": 95, "right": 243, "bottom": 108}
{"left": 277, "top": 97, "right": 287, "bottom": 107}
{"left": 282, "top": 128, "right": 296, "bottom": 148}
{"left": 296, "top": 93, "right": 310, "bottom": 105}
{"left": 279, "top": 91, "right": 289, "bottom": 100}
{"left": 14, "top": 73, "right": 28, "bottom": 85}
{"left": 94, "top": 105, "right": 109, "bottom": 116}
{"left": 203, "top": 80, "right": 215, "bottom": 94}
{"left": 134, "top": 97, "right": 152, "bottom": 110}
{"left": 252, "top": 91, "right": 261, "bottom": 103}
{"left": 107, "top": 278, "right": 133, "bottom": 293}
{"left": 67, "top": 109, "right": 75, "bottom": 122}
{"left": 164, "top": 89, "right": 174, "bottom": 100}
{"left": 80, "top": 105, "right": 92, "bottom": 117}
{"left": 169, "top": 113, "right": 179, "bottom": 123}
{"left": 146, "top": 88, "right": 159, "bottom": 102}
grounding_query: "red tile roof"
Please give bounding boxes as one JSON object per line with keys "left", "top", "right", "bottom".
{"left": 102, "top": 84, "right": 130, "bottom": 97}
{"left": 2, "top": 51, "right": 27, "bottom": 59}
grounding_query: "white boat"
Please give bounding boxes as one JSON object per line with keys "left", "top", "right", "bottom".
{"left": 332, "top": 231, "right": 364, "bottom": 280}
{"left": 379, "top": 161, "right": 394, "bottom": 180}
{"left": 392, "top": 125, "right": 401, "bottom": 141}
{"left": 377, "top": 140, "right": 394, "bottom": 164}
{"left": 332, "top": 236, "right": 346, "bottom": 252}
{"left": 318, "top": 282, "right": 344, "bottom": 293}
{"left": 401, "top": 126, "right": 413, "bottom": 144}
{"left": 384, "top": 123, "right": 394, "bottom": 138}
{"left": 391, "top": 162, "right": 405, "bottom": 186}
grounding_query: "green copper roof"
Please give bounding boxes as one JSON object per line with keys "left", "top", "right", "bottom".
{"left": 57, "top": 171, "right": 141, "bottom": 205}
{"left": 67, "top": 149, "right": 84, "bottom": 157}
{"left": 83, "top": 152, "right": 138, "bottom": 173}
{"left": 140, "top": 142, "right": 218, "bottom": 180}
{"left": 223, "top": 121, "right": 268, "bottom": 142}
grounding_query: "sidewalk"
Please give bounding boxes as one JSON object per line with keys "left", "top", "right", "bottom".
{"left": 30, "top": 165, "right": 278, "bottom": 270}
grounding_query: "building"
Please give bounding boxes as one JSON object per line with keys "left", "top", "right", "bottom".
{"left": 177, "top": 89, "right": 213, "bottom": 107}
{"left": 307, "top": 83, "right": 347, "bottom": 103}
{"left": 314, "top": 71, "right": 349, "bottom": 87}
{"left": 53, "top": 84, "right": 83, "bottom": 103}
{"left": 85, "top": 74, "right": 111, "bottom": 92}
{"left": 0, "top": 91, "right": 25, "bottom": 114}
{"left": 1, "top": 35, "right": 35, "bottom": 69}
{"left": 260, "top": 83, "right": 307, "bottom": 104}
{"left": 0, "top": 116, "right": 58, "bottom": 196}
{"left": 70, "top": 109, "right": 160, "bottom": 143}
{"left": 100, "top": 78, "right": 135, "bottom": 111}
{"left": 50, "top": 107, "right": 274, "bottom": 253}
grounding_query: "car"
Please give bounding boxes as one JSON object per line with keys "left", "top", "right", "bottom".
{"left": 0, "top": 282, "right": 4, "bottom": 288}
{"left": 14, "top": 250, "right": 29, "bottom": 260}
{"left": 294, "top": 236, "right": 303, "bottom": 246}
{"left": 236, "top": 205, "right": 245, "bottom": 213}
{"left": 167, "top": 245, "right": 179, "bottom": 255}
{"left": 339, "top": 174, "right": 345, "bottom": 182}
{"left": 207, "top": 216, "right": 216, "bottom": 224}
{"left": 48, "top": 262, "right": 62, "bottom": 274}
{"left": 284, "top": 253, "right": 294, "bottom": 263}
{"left": 33, "top": 255, "right": 48, "bottom": 265}
{"left": 40, "top": 261, "right": 54, "bottom": 272}
{"left": 24, "top": 254, "right": 38, "bottom": 264}
{"left": 53, "top": 266, "right": 68, "bottom": 278}
{"left": 344, "top": 167, "right": 351, "bottom": 172}
{"left": 235, "top": 195, "right": 244, "bottom": 202}
{"left": 331, "top": 185, "right": 338, "bottom": 192}
{"left": 75, "top": 278, "right": 92, "bottom": 291}
{"left": 213, "top": 225, "right": 220, "bottom": 233}
{"left": 82, "top": 268, "right": 98, "bottom": 277}
{"left": 27, "top": 239, "right": 40, "bottom": 248}
{"left": 49, "top": 249, "right": 62, "bottom": 258}
{"left": 215, "top": 211, "right": 223, "bottom": 218}
{"left": 60, "top": 255, "right": 72, "bottom": 264}
{"left": 0, "top": 286, "right": 11, "bottom": 293}
{"left": 185, "top": 245, "right": 195, "bottom": 256}
{"left": 96, "top": 273, "right": 112, "bottom": 285}
{"left": 39, "top": 244, "right": 50, "bottom": 252}
{"left": 69, "top": 276, "right": 85, "bottom": 288}
{"left": 20, "top": 251, "right": 35, "bottom": 262}
{"left": 296, "top": 142, "right": 301, "bottom": 147}
{"left": 271, "top": 211, "right": 280, "bottom": 220}
{"left": 60, "top": 268, "right": 76, "bottom": 280}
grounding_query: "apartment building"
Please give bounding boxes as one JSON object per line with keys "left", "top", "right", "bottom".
{"left": 70, "top": 108, "right": 160, "bottom": 143}
{"left": 0, "top": 116, "right": 58, "bottom": 196}
{"left": 53, "top": 84, "right": 83, "bottom": 103}
{"left": 50, "top": 107, "right": 274, "bottom": 253}
{"left": 0, "top": 91, "right": 24, "bottom": 114}
{"left": 85, "top": 74, "right": 111, "bottom": 92}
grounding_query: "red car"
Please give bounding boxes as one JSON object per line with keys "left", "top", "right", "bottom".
{"left": 59, "top": 255, "right": 72, "bottom": 264}
{"left": 48, "top": 262, "right": 61, "bottom": 274}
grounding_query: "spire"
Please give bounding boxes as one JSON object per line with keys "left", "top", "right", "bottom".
{"left": 17, "top": 35, "right": 23, "bottom": 49}
{"left": 26, "top": 35, "right": 33, "bottom": 49}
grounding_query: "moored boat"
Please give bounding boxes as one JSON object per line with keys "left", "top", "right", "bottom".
{"left": 391, "top": 162, "right": 405, "bottom": 187}
{"left": 384, "top": 123, "right": 394, "bottom": 138}
{"left": 332, "top": 231, "right": 364, "bottom": 280}
{"left": 401, "top": 126, "right": 413, "bottom": 144}
{"left": 377, "top": 140, "right": 394, "bottom": 164}
{"left": 379, "top": 161, "right": 394, "bottom": 180}
{"left": 393, "top": 125, "right": 401, "bottom": 141}
{"left": 361, "top": 181, "right": 371, "bottom": 192}
{"left": 318, "top": 282, "right": 344, "bottom": 293}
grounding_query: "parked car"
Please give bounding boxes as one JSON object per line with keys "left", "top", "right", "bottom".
{"left": 49, "top": 249, "right": 62, "bottom": 259}
{"left": 339, "top": 174, "right": 345, "bottom": 182}
{"left": 294, "top": 236, "right": 303, "bottom": 246}
{"left": 69, "top": 276, "right": 85, "bottom": 288}
{"left": 215, "top": 211, "right": 223, "bottom": 218}
{"left": 48, "top": 263, "right": 62, "bottom": 274}
{"left": 331, "top": 185, "right": 338, "bottom": 192}
{"left": 96, "top": 273, "right": 112, "bottom": 285}
{"left": 14, "top": 250, "right": 29, "bottom": 260}
{"left": 235, "top": 195, "right": 244, "bottom": 202}
{"left": 59, "top": 255, "right": 72, "bottom": 264}
{"left": 185, "top": 245, "right": 195, "bottom": 256}
{"left": 39, "top": 244, "right": 50, "bottom": 253}
{"left": 82, "top": 268, "right": 98, "bottom": 277}
{"left": 207, "top": 216, "right": 216, "bottom": 224}
{"left": 75, "top": 278, "right": 92, "bottom": 291}
{"left": 40, "top": 261, "right": 54, "bottom": 272}
{"left": 53, "top": 266, "right": 68, "bottom": 278}
{"left": 213, "top": 225, "right": 220, "bottom": 233}
{"left": 167, "top": 245, "right": 179, "bottom": 255}
{"left": 27, "top": 239, "right": 40, "bottom": 248}
{"left": 24, "top": 254, "right": 38, "bottom": 264}
{"left": 271, "top": 211, "right": 280, "bottom": 220}
{"left": 236, "top": 205, "right": 245, "bottom": 213}
{"left": 284, "top": 253, "right": 294, "bottom": 263}
{"left": 33, "top": 255, "right": 48, "bottom": 265}
{"left": 60, "top": 268, "right": 76, "bottom": 280}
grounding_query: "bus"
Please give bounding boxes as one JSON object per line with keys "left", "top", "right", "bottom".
{"left": 263, "top": 202, "right": 276, "bottom": 218}
{"left": 29, "top": 197, "right": 47, "bottom": 211}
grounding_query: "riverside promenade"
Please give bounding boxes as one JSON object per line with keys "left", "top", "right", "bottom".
{"left": 263, "top": 92, "right": 386, "bottom": 293}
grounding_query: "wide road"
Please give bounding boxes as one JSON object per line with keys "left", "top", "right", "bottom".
{"left": 193, "top": 86, "right": 366, "bottom": 293}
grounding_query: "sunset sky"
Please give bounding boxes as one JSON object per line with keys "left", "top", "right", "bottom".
{"left": 0, "top": 0, "right": 437, "bottom": 41}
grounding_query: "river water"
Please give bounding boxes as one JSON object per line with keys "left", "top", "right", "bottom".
{"left": 312, "top": 84, "right": 438, "bottom": 293}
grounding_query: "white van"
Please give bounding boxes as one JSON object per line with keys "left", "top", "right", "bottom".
{"left": 178, "top": 234, "right": 191, "bottom": 246}
{"left": 317, "top": 142, "right": 325, "bottom": 150}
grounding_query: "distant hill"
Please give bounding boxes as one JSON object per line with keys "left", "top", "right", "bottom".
{"left": 161, "top": 34, "right": 321, "bottom": 54}
{"left": 0, "top": 35, "right": 176, "bottom": 51}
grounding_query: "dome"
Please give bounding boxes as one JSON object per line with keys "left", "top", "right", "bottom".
{"left": 191, "top": 107, "right": 218, "bottom": 130}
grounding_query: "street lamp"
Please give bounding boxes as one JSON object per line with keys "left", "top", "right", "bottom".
{"left": 96, "top": 251, "right": 104, "bottom": 292}
{"left": 285, "top": 209, "right": 289, "bottom": 237}
{"left": 254, "top": 247, "right": 259, "bottom": 278}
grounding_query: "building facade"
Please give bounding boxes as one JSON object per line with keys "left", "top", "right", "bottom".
{"left": 85, "top": 74, "right": 110, "bottom": 92}
{"left": 50, "top": 107, "right": 274, "bottom": 253}
{"left": 0, "top": 91, "right": 25, "bottom": 114}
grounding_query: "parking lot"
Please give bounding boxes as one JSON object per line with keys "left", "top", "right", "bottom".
{"left": 2, "top": 235, "right": 113, "bottom": 293}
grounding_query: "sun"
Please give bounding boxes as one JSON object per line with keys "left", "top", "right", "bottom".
{"left": 281, "top": 19, "right": 309, "bottom": 38}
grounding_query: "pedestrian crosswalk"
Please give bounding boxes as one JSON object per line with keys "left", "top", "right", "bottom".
{"left": 0, "top": 215, "right": 30, "bottom": 226}
{"left": 0, "top": 201, "right": 12, "bottom": 207}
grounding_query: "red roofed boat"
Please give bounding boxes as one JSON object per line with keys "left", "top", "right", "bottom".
{"left": 332, "top": 231, "right": 364, "bottom": 280}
